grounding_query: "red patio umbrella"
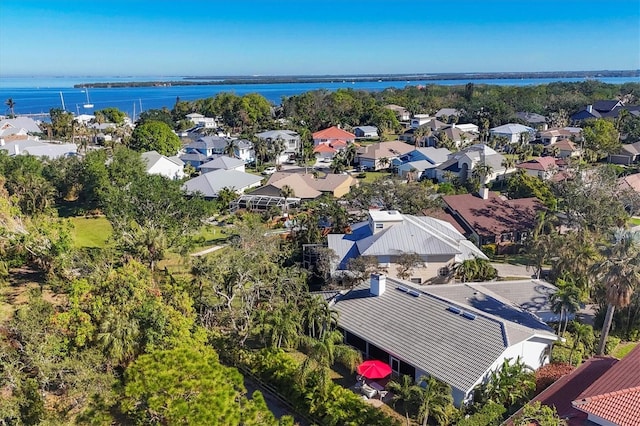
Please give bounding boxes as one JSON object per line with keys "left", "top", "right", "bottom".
{"left": 357, "top": 360, "right": 392, "bottom": 379}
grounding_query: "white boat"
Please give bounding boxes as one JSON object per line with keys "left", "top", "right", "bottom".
{"left": 83, "top": 88, "right": 94, "bottom": 108}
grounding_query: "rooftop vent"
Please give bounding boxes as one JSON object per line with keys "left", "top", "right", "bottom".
{"left": 407, "top": 290, "right": 420, "bottom": 297}
{"left": 462, "top": 312, "right": 477, "bottom": 320}
{"left": 396, "top": 286, "right": 408, "bottom": 293}
{"left": 447, "top": 306, "right": 462, "bottom": 314}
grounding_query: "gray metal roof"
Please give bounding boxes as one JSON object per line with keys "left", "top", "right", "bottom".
{"left": 190, "top": 136, "right": 228, "bottom": 150}
{"left": 333, "top": 276, "right": 558, "bottom": 394}
{"left": 333, "top": 278, "right": 509, "bottom": 394}
{"left": 256, "top": 130, "right": 300, "bottom": 141}
{"left": 355, "top": 126, "right": 378, "bottom": 132}
{"left": 198, "top": 155, "right": 245, "bottom": 170}
{"left": 182, "top": 169, "right": 262, "bottom": 197}
{"left": 328, "top": 213, "right": 487, "bottom": 268}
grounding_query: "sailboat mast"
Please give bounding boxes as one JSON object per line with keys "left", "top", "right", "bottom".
{"left": 132, "top": 102, "right": 136, "bottom": 122}
{"left": 59, "top": 91, "right": 66, "bottom": 111}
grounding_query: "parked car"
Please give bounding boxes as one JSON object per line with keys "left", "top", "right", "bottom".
{"left": 262, "top": 167, "right": 277, "bottom": 175}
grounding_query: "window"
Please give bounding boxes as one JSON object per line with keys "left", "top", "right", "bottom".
{"left": 438, "top": 267, "right": 450, "bottom": 277}
{"left": 410, "top": 278, "right": 422, "bottom": 284}
{"left": 375, "top": 223, "right": 384, "bottom": 229}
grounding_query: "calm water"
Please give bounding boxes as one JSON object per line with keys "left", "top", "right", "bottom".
{"left": 1, "top": 75, "right": 638, "bottom": 117}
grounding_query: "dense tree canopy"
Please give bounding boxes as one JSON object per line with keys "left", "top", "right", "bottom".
{"left": 129, "top": 120, "right": 182, "bottom": 156}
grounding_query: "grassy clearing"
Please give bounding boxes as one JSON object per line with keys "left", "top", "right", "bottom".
{"left": 359, "top": 171, "right": 392, "bottom": 183}
{"left": 611, "top": 341, "right": 639, "bottom": 359}
{"left": 69, "top": 216, "right": 113, "bottom": 248}
{"left": 629, "top": 217, "right": 640, "bottom": 226}
{"left": 193, "top": 224, "right": 229, "bottom": 248}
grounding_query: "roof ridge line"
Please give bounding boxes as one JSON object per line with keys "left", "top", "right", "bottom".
{"left": 574, "top": 385, "right": 640, "bottom": 405}
{"left": 403, "top": 214, "right": 462, "bottom": 252}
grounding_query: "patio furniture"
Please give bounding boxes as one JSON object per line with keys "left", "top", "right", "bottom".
{"left": 360, "top": 383, "right": 378, "bottom": 399}
{"left": 369, "top": 381, "right": 384, "bottom": 392}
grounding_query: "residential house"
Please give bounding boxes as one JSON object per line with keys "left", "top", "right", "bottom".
{"left": 353, "top": 126, "right": 379, "bottom": 139}
{"left": 436, "top": 124, "right": 479, "bottom": 148}
{"left": 182, "top": 169, "right": 263, "bottom": 199}
{"left": 141, "top": 150, "right": 185, "bottom": 180}
{"left": 384, "top": 104, "right": 410, "bottom": 121}
{"left": 0, "top": 117, "right": 42, "bottom": 141}
{"left": 433, "top": 144, "right": 513, "bottom": 184}
{"left": 0, "top": 139, "right": 76, "bottom": 159}
{"left": 515, "top": 156, "right": 561, "bottom": 180}
{"left": 442, "top": 192, "right": 545, "bottom": 247}
{"left": 251, "top": 171, "right": 357, "bottom": 199}
{"left": 537, "top": 128, "right": 574, "bottom": 145}
{"left": 233, "top": 138, "right": 255, "bottom": 163}
{"left": 618, "top": 172, "right": 640, "bottom": 194}
{"left": 327, "top": 209, "right": 487, "bottom": 284}
{"left": 394, "top": 147, "right": 451, "bottom": 179}
{"left": 256, "top": 130, "right": 301, "bottom": 163}
{"left": 185, "top": 136, "right": 229, "bottom": 157}
{"left": 489, "top": 123, "right": 536, "bottom": 144}
{"left": 186, "top": 112, "right": 217, "bottom": 129}
{"left": 434, "top": 108, "right": 461, "bottom": 122}
{"left": 399, "top": 118, "right": 449, "bottom": 145}
{"left": 507, "top": 344, "right": 640, "bottom": 426}
{"left": 453, "top": 123, "right": 479, "bottom": 134}
{"left": 331, "top": 274, "right": 558, "bottom": 406}
{"left": 609, "top": 141, "right": 640, "bottom": 165}
{"left": 356, "top": 140, "right": 414, "bottom": 170}
{"left": 410, "top": 114, "right": 438, "bottom": 129}
{"left": 550, "top": 139, "right": 581, "bottom": 159}
{"left": 570, "top": 100, "right": 624, "bottom": 121}
{"left": 198, "top": 155, "right": 246, "bottom": 173}
{"left": 515, "top": 111, "right": 547, "bottom": 129}
{"left": 312, "top": 126, "right": 355, "bottom": 147}
{"left": 313, "top": 143, "right": 339, "bottom": 162}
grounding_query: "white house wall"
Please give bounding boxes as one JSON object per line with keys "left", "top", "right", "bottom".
{"left": 148, "top": 161, "right": 184, "bottom": 180}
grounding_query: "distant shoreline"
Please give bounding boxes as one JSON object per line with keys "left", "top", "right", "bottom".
{"left": 74, "top": 70, "right": 640, "bottom": 88}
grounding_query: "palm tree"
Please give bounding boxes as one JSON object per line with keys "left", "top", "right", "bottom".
{"left": 387, "top": 374, "right": 421, "bottom": 425}
{"left": 593, "top": 229, "right": 640, "bottom": 355}
{"left": 413, "top": 124, "right": 432, "bottom": 148}
{"left": 415, "top": 375, "right": 453, "bottom": 426}
{"left": 501, "top": 156, "right": 516, "bottom": 188}
{"left": 279, "top": 184, "right": 295, "bottom": 213}
{"left": 472, "top": 163, "right": 493, "bottom": 187}
{"left": 224, "top": 139, "right": 238, "bottom": 157}
{"left": 569, "top": 322, "right": 593, "bottom": 366}
{"left": 378, "top": 156, "right": 390, "bottom": 170}
{"left": 97, "top": 309, "right": 140, "bottom": 368}
{"left": 343, "top": 142, "right": 358, "bottom": 167}
{"left": 5, "top": 98, "right": 15, "bottom": 118}
{"left": 550, "top": 279, "right": 582, "bottom": 335}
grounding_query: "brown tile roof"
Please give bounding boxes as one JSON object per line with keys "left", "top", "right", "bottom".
{"left": 516, "top": 156, "right": 559, "bottom": 172}
{"left": 619, "top": 173, "right": 640, "bottom": 193}
{"left": 356, "top": 140, "right": 414, "bottom": 160}
{"left": 422, "top": 208, "right": 467, "bottom": 234}
{"left": 442, "top": 192, "right": 545, "bottom": 238}
{"left": 301, "top": 173, "right": 356, "bottom": 193}
{"left": 572, "top": 344, "right": 640, "bottom": 426}
{"left": 553, "top": 139, "right": 577, "bottom": 151}
{"left": 312, "top": 126, "right": 355, "bottom": 140}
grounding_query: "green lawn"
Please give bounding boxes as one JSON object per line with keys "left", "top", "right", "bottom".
{"left": 629, "top": 217, "right": 640, "bottom": 226}
{"left": 359, "top": 171, "right": 392, "bottom": 183}
{"left": 69, "top": 216, "right": 113, "bottom": 248}
{"left": 69, "top": 217, "right": 227, "bottom": 250}
{"left": 611, "top": 342, "right": 639, "bottom": 359}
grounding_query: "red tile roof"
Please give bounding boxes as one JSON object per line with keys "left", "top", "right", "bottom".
{"left": 330, "top": 139, "right": 347, "bottom": 148}
{"left": 442, "top": 192, "right": 545, "bottom": 238}
{"left": 312, "top": 126, "right": 355, "bottom": 140}
{"left": 505, "top": 357, "right": 618, "bottom": 426}
{"left": 572, "top": 344, "right": 640, "bottom": 426}
{"left": 313, "top": 144, "right": 337, "bottom": 153}
{"left": 553, "top": 139, "right": 577, "bottom": 151}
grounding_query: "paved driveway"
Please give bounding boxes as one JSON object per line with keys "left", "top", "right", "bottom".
{"left": 491, "top": 262, "right": 534, "bottom": 279}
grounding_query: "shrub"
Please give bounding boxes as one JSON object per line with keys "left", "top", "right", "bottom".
{"left": 535, "top": 363, "right": 574, "bottom": 394}
{"left": 481, "top": 244, "right": 497, "bottom": 257}
{"left": 604, "top": 336, "right": 621, "bottom": 355}
{"left": 458, "top": 402, "right": 506, "bottom": 426}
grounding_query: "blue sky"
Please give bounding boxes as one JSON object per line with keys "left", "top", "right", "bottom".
{"left": 0, "top": 0, "right": 638, "bottom": 76}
